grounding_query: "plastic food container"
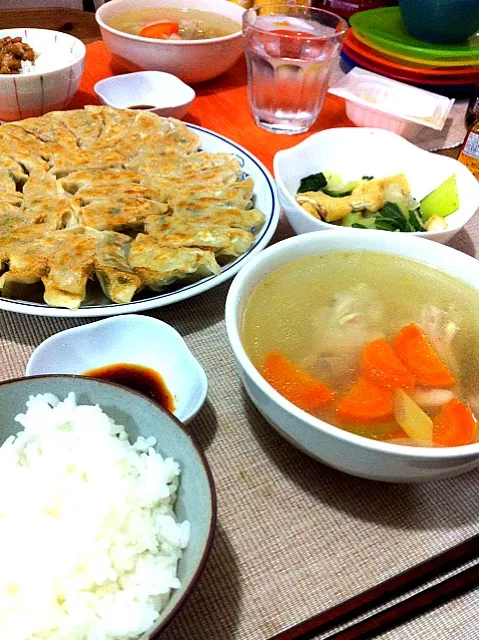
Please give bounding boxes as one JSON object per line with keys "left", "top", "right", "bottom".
{"left": 328, "top": 68, "right": 454, "bottom": 139}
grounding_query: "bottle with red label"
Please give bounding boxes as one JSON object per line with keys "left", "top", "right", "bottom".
{"left": 458, "top": 92, "right": 479, "bottom": 181}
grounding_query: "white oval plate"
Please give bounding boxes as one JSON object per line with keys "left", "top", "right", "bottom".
{"left": 0, "top": 124, "right": 279, "bottom": 317}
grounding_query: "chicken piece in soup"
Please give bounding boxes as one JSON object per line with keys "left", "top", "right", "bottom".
{"left": 241, "top": 252, "right": 479, "bottom": 448}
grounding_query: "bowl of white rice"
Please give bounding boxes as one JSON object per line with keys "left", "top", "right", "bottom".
{"left": 0, "top": 28, "right": 86, "bottom": 122}
{"left": 0, "top": 374, "right": 216, "bottom": 640}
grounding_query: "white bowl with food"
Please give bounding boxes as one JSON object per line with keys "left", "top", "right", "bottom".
{"left": 94, "top": 70, "right": 195, "bottom": 119}
{"left": 274, "top": 127, "right": 479, "bottom": 244}
{"left": 95, "top": 0, "right": 245, "bottom": 84}
{"left": 225, "top": 229, "right": 479, "bottom": 483}
{"left": 0, "top": 28, "right": 85, "bottom": 122}
{"left": 0, "top": 375, "right": 216, "bottom": 640}
{"left": 26, "top": 315, "right": 208, "bottom": 424}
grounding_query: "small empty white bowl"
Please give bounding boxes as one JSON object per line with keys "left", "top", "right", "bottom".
{"left": 94, "top": 71, "right": 195, "bottom": 119}
{"left": 26, "top": 315, "right": 207, "bottom": 424}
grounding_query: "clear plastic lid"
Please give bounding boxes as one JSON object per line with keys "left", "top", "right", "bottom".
{"left": 328, "top": 68, "right": 455, "bottom": 130}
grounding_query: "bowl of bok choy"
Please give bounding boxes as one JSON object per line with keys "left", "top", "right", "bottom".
{"left": 274, "top": 128, "right": 479, "bottom": 244}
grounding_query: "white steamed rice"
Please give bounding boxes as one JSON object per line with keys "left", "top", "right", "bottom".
{"left": 20, "top": 48, "right": 77, "bottom": 74}
{"left": 0, "top": 392, "right": 190, "bottom": 640}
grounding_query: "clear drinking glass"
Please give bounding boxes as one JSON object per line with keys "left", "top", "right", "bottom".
{"left": 243, "top": 5, "right": 347, "bottom": 134}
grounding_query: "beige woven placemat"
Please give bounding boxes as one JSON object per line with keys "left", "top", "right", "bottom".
{"left": 1, "top": 212, "right": 478, "bottom": 639}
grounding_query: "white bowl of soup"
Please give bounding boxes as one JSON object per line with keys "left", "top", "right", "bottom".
{"left": 95, "top": 0, "right": 245, "bottom": 84}
{"left": 225, "top": 229, "right": 479, "bottom": 483}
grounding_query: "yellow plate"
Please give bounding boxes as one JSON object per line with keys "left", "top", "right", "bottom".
{"left": 353, "top": 30, "right": 479, "bottom": 68}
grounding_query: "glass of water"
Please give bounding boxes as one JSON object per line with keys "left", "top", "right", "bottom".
{"left": 243, "top": 5, "right": 347, "bottom": 134}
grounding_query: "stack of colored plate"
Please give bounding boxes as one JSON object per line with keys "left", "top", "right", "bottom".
{"left": 343, "top": 7, "right": 479, "bottom": 96}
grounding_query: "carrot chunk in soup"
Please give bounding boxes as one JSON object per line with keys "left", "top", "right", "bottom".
{"left": 392, "top": 323, "right": 455, "bottom": 388}
{"left": 337, "top": 376, "right": 394, "bottom": 424}
{"left": 261, "top": 352, "right": 333, "bottom": 411}
{"left": 361, "top": 338, "right": 415, "bottom": 390}
{"left": 433, "top": 398, "right": 477, "bottom": 447}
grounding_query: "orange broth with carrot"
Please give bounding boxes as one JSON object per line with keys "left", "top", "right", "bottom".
{"left": 242, "top": 252, "right": 479, "bottom": 447}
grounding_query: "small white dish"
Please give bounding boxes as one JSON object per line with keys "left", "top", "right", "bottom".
{"left": 94, "top": 71, "right": 195, "bottom": 119}
{"left": 26, "top": 315, "right": 208, "bottom": 424}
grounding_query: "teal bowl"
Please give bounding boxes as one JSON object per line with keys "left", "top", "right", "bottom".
{"left": 399, "top": 0, "right": 479, "bottom": 44}
{"left": 0, "top": 375, "right": 216, "bottom": 639}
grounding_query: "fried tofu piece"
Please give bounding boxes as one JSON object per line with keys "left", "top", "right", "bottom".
{"left": 297, "top": 174, "right": 411, "bottom": 223}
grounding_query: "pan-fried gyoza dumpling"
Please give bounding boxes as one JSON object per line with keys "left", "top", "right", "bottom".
{"left": 11, "top": 112, "right": 77, "bottom": 146}
{"left": 49, "top": 149, "right": 125, "bottom": 176}
{"left": 0, "top": 156, "right": 27, "bottom": 190}
{"left": 27, "top": 196, "right": 75, "bottom": 229}
{"left": 76, "top": 197, "right": 168, "bottom": 232}
{"left": 22, "top": 171, "right": 58, "bottom": 204}
{"left": 88, "top": 228, "right": 142, "bottom": 304}
{"left": 116, "top": 113, "right": 201, "bottom": 159}
{"left": 86, "top": 105, "right": 138, "bottom": 151}
{"left": 40, "top": 227, "right": 96, "bottom": 310}
{"left": 57, "top": 109, "right": 105, "bottom": 150}
{"left": 169, "top": 177, "right": 255, "bottom": 211}
{"left": 145, "top": 216, "right": 254, "bottom": 259}
{"left": 171, "top": 204, "right": 265, "bottom": 232}
{"left": 0, "top": 124, "right": 49, "bottom": 162}
{"left": 57, "top": 169, "right": 143, "bottom": 195}
{"left": 74, "top": 183, "right": 165, "bottom": 205}
{"left": 0, "top": 194, "right": 23, "bottom": 209}
{"left": 129, "top": 234, "right": 220, "bottom": 291}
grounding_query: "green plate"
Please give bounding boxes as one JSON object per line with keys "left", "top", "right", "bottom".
{"left": 350, "top": 7, "right": 479, "bottom": 60}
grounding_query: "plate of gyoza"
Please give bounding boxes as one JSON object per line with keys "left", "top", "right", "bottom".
{"left": 0, "top": 106, "right": 279, "bottom": 317}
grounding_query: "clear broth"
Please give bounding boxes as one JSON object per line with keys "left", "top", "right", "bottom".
{"left": 108, "top": 8, "right": 241, "bottom": 40}
{"left": 241, "top": 252, "right": 479, "bottom": 443}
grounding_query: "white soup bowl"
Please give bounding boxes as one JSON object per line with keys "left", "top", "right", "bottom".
{"left": 96, "top": 0, "right": 245, "bottom": 84}
{"left": 225, "top": 229, "right": 479, "bottom": 483}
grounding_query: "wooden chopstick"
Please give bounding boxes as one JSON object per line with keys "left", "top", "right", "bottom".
{"left": 271, "top": 534, "right": 479, "bottom": 640}
{"left": 325, "top": 560, "right": 479, "bottom": 640}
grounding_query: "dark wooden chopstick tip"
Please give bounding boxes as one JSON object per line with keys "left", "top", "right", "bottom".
{"left": 272, "top": 534, "right": 479, "bottom": 640}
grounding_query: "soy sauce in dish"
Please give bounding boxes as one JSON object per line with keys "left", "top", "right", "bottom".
{"left": 84, "top": 363, "right": 175, "bottom": 411}
{"left": 128, "top": 104, "right": 156, "bottom": 110}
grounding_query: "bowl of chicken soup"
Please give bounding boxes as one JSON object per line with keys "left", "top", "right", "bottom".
{"left": 96, "top": 0, "right": 245, "bottom": 84}
{"left": 225, "top": 229, "right": 479, "bottom": 483}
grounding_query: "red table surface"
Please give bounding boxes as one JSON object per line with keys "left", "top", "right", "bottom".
{"left": 71, "top": 40, "right": 351, "bottom": 173}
